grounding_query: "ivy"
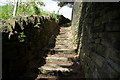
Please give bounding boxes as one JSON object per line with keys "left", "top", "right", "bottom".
{"left": 18, "top": 32, "right": 27, "bottom": 42}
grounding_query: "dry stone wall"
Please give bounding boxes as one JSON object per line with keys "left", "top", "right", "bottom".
{"left": 71, "top": 2, "right": 83, "bottom": 48}
{"left": 72, "top": 2, "right": 120, "bottom": 78}
{"left": 1, "top": 15, "right": 60, "bottom": 80}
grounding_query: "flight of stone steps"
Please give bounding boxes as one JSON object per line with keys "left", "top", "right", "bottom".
{"left": 36, "top": 53, "right": 79, "bottom": 80}
{"left": 36, "top": 26, "right": 83, "bottom": 80}
{"left": 55, "top": 26, "right": 74, "bottom": 49}
{"left": 52, "top": 26, "right": 76, "bottom": 54}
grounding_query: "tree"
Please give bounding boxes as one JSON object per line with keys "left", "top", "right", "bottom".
{"left": 0, "top": 0, "right": 45, "bottom": 19}
{"left": 13, "top": 0, "right": 19, "bottom": 17}
{"left": 18, "top": 0, "right": 45, "bottom": 15}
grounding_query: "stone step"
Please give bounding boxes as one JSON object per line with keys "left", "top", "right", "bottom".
{"left": 54, "top": 46, "right": 73, "bottom": 50}
{"left": 55, "top": 42, "right": 67, "bottom": 45}
{"left": 59, "top": 31, "right": 66, "bottom": 34}
{"left": 55, "top": 43, "right": 72, "bottom": 46}
{"left": 58, "top": 34, "right": 70, "bottom": 36}
{"left": 56, "top": 42, "right": 73, "bottom": 44}
{"left": 36, "top": 74, "right": 57, "bottom": 80}
{"left": 54, "top": 46, "right": 72, "bottom": 48}
{"left": 56, "top": 40, "right": 72, "bottom": 43}
{"left": 50, "top": 49, "right": 76, "bottom": 53}
{"left": 46, "top": 56, "right": 68, "bottom": 61}
{"left": 60, "top": 27, "right": 71, "bottom": 29}
{"left": 39, "top": 64, "right": 72, "bottom": 73}
{"left": 60, "top": 28, "right": 70, "bottom": 30}
{"left": 56, "top": 40, "right": 71, "bottom": 43}
{"left": 38, "top": 55, "right": 74, "bottom": 75}
{"left": 55, "top": 43, "right": 71, "bottom": 46}
{"left": 48, "top": 53, "right": 77, "bottom": 58}
{"left": 57, "top": 35, "right": 70, "bottom": 37}
{"left": 36, "top": 26, "right": 82, "bottom": 79}
{"left": 44, "top": 63, "right": 72, "bottom": 68}
{"left": 60, "top": 31, "right": 71, "bottom": 33}
{"left": 60, "top": 30, "right": 71, "bottom": 32}
{"left": 55, "top": 42, "right": 73, "bottom": 45}
{"left": 56, "top": 36, "right": 71, "bottom": 39}
{"left": 55, "top": 41, "right": 73, "bottom": 44}
{"left": 60, "top": 31, "right": 70, "bottom": 33}
{"left": 59, "top": 29, "right": 71, "bottom": 32}
{"left": 54, "top": 47, "right": 71, "bottom": 50}
{"left": 46, "top": 61, "right": 73, "bottom": 66}
{"left": 56, "top": 38, "right": 70, "bottom": 40}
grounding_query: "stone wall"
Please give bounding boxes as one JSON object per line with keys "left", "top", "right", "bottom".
{"left": 71, "top": 2, "right": 83, "bottom": 48}
{"left": 72, "top": 2, "right": 120, "bottom": 78}
{"left": 1, "top": 15, "right": 60, "bottom": 80}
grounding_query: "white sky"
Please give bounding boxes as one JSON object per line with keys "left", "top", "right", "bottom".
{"left": 0, "top": 0, "right": 72, "bottom": 19}
{"left": 42, "top": 0, "right": 72, "bottom": 19}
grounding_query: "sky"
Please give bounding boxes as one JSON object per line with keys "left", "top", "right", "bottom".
{"left": 0, "top": 0, "right": 72, "bottom": 19}
{"left": 42, "top": 0, "right": 72, "bottom": 19}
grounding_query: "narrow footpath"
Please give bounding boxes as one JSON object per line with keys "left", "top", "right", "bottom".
{"left": 36, "top": 26, "right": 84, "bottom": 80}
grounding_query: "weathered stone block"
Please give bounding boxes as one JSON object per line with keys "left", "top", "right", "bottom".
{"left": 91, "top": 52, "right": 105, "bottom": 67}
{"left": 97, "top": 67, "right": 109, "bottom": 78}
{"left": 105, "top": 22, "right": 120, "bottom": 31}
{"left": 106, "top": 47, "right": 120, "bottom": 65}
{"left": 96, "top": 44, "right": 106, "bottom": 56}
{"left": 108, "top": 10, "right": 120, "bottom": 20}
{"left": 95, "top": 57, "right": 103, "bottom": 67}
{"left": 92, "top": 68, "right": 99, "bottom": 78}
{"left": 84, "top": 18, "right": 93, "bottom": 24}
{"left": 107, "top": 58, "right": 120, "bottom": 73}
{"left": 99, "top": 32, "right": 104, "bottom": 38}
{"left": 101, "top": 39, "right": 105, "bottom": 44}
{"left": 94, "top": 18, "right": 101, "bottom": 27}
{"left": 101, "top": 15, "right": 109, "bottom": 24}
{"left": 107, "top": 64, "right": 119, "bottom": 78}
{"left": 98, "top": 62, "right": 119, "bottom": 78}
{"left": 95, "top": 39, "right": 101, "bottom": 44}
{"left": 84, "top": 55, "right": 91, "bottom": 64}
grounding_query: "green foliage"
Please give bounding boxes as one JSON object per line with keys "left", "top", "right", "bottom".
{"left": 0, "top": 5, "right": 14, "bottom": 20}
{"left": 57, "top": 2, "right": 74, "bottom": 8}
{"left": 40, "top": 11, "right": 50, "bottom": 15}
{"left": 0, "top": 0, "right": 61, "bottom": 21}
{"left": 51, "top": 13, "right": 61, "bottom": 20}
{"left": 18, "top": 32, "right": 27, "bottom": 42}
{"left": 58, "top": 2, "right": 67, "bottom": 7}
{"left": 17, "top": 0, "right": 45, "bottom": 15}
{"left": 0, "top": 0, "right": 45, "bottom": 20}
{"left": 33, "top": 6, "right": 41, "bottom": 15}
